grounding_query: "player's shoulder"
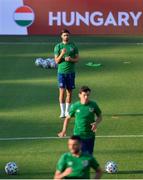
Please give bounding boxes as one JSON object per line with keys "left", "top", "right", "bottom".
{"left": 55, "top": 42, "right": 63, "bottom": 48}
{"left": 60, "top": 152, "right": 70, "bottom": 159}
{"left": 71, "top": 101, "right": 81, "bottom": 107}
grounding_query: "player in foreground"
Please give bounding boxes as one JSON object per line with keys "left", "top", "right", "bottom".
{"left": 54, "top": 29, "right": 79, "bottom": 118}
{"left": 58, "top": 86, "right": 102, "bottom": 155}
{"left": 54, "top": 135, "right": 103, "bottom": 179}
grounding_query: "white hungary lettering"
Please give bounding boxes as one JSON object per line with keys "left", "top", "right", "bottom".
{"left": 48, "top": 11, "right": 142, "bottom": 26}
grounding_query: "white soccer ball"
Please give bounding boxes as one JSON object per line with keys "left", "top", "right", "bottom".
{"left": 46, "top": 58, "right": 53, "bottom": 63}
{"left": 50, "top": 61, "right": 57, "bottom": 68}
{"left": 105, "top": 161, "right": 118, "bottom": 173}
{"left": 49, "top": 58, "right": 57, "bottom": 68}
{"left": 35, "top": 58, "right": 43, "bottom": 67}
{"left": 42, "top": 60, "right": 49, "bottom": 68}
{"left": 42, "top": 58, "right": 57, "bottom": 69}
{"left": 5, "top": 162, "right": 18, "bottom": 175}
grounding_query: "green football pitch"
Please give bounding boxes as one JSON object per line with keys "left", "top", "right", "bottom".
{"left": 0, "top": 36, "right": 143, "bottom": 179}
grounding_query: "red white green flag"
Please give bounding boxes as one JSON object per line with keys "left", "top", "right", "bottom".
{"left": 14, "top": 6, "right": 35, "bottom": 27}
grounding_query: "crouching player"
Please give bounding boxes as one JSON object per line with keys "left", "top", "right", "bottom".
{"left": 54, "top": 135, "right": 103, "bottom": 179}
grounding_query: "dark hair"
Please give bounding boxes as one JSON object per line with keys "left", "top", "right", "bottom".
{"left": 69, "top": 135, "right": 81, "bottom": 143}
{"left": 79, "top": 86, "right": 91, "bottom": 94}
{"left": 60, "top": 29, "right": 70, "bottom": 35}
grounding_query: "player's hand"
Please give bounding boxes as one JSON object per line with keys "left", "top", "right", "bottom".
{"left": 58, "top": 131, "right": 66, "bottom": 137}
{"left": 54, "top": 167, "right": 72, "bottom": 179}
{"left": 65, "top": 56, "right": 71, "bottom": 61}
{"left": 63, "top": 167, "right": 72, "bottom": 177}
{"left": 61, "top": 48, "right": 66, "bottom": 56}
{"left": 91, "top": 122, "right": 97, "bottom": 132}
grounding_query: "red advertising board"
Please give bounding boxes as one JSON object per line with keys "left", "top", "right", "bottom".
{"left": 23, "top": 0, "right": 143, "bottom": 35}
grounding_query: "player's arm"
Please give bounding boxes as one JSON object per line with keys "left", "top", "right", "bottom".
{"left": 65, "top": 45, "right": 79, "bottom": 63}
{"left": 96, "top": 113, "right": 102, "bottom": 126}
{"left": 90, "top": 157, "right": 103, "bottom": 179}
{"left": 65, "top": 54, "right": 79, "bottom": 63}
{"left": 55, "top": 48, "right": 66, "bottom": 64}
{"left": 54, "top": 168, "right": 72, "bottom": 179}
{"left": 94, "top": 166, "right": 103, "bottom": 179}
{"left": 54, "top": 154, "right": 72, "bottom": 179}
{"left": 58, "top": 115, "right": 71, "bottom": 137}
{"left": 91, "top": 113, "right": 102, "bottom": 132}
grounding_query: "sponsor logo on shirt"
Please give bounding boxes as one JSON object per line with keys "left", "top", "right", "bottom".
{"left": 70, "top": 47, "right": 74, "bottom": 52}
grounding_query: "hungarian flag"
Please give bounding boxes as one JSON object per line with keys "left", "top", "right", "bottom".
{"left": 14, "top": 6, "right": 35, "bottom": 27}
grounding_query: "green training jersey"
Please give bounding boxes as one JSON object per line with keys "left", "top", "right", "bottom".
{"left": 69, "top": 101, "right": 102, "bottom": 139}
{"left": 54, "top": 42, "right": 78, "bottom": 74}
{"left": 56, "top": 152, "right": 99, "bottom": 179}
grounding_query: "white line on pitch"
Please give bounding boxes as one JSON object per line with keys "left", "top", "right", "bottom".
{"left": 0, "top": 135, "right": 143, "bottom": 141}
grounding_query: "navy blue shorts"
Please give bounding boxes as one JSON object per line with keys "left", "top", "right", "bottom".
{"left": 81, "top": 137, "right": 95, "bottom": 155}
{"left": 58, "top": 73, "right": 75, "bottom": 89}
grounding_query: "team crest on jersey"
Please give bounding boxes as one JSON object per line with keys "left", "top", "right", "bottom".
{"left": 82, "top": 160, "right": 89, "bottom": 167}
{"left": 89, "top": 108, "right": 94, "bottom": 112}
{"left": 67, "top": 161, "right": 73, "bottom": 166}
{"left": 70, "top": 47, "right": 74, "bottom": 52}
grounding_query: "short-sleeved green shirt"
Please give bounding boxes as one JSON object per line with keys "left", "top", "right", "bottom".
{"left": 56, "top": 152, "right": 99, "bottom": 179}
{"left": 69, "top": 101, "right": 102, "bottom": 139}
{"left": 54, "top": 42, "right": 78, "bottom": 74}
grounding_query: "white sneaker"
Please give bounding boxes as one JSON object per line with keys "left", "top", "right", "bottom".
{"left": 59, "top": 113, "right": 65, "bottom": 118}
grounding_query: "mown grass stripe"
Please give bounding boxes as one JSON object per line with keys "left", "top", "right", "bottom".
{"left": 0, "top": 135, "right": 143, "bottom": 141}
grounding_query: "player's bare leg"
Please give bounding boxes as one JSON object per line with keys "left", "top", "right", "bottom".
{"left": 65, "top": 89, "right": 72, "bottom": 117}
{"left": 59, "top": 88, "right": 66, "bottom": 118}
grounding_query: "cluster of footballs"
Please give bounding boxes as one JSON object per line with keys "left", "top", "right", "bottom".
{"left": 35, "top": 58, "right": 57, "bottom": 69}
{"left": 5, "top": 162, "right": 18, "bottom": 175}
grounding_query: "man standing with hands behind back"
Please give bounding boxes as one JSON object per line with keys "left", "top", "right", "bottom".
{"left": 54, "top": 29, "right": 79, "bottom": 118}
